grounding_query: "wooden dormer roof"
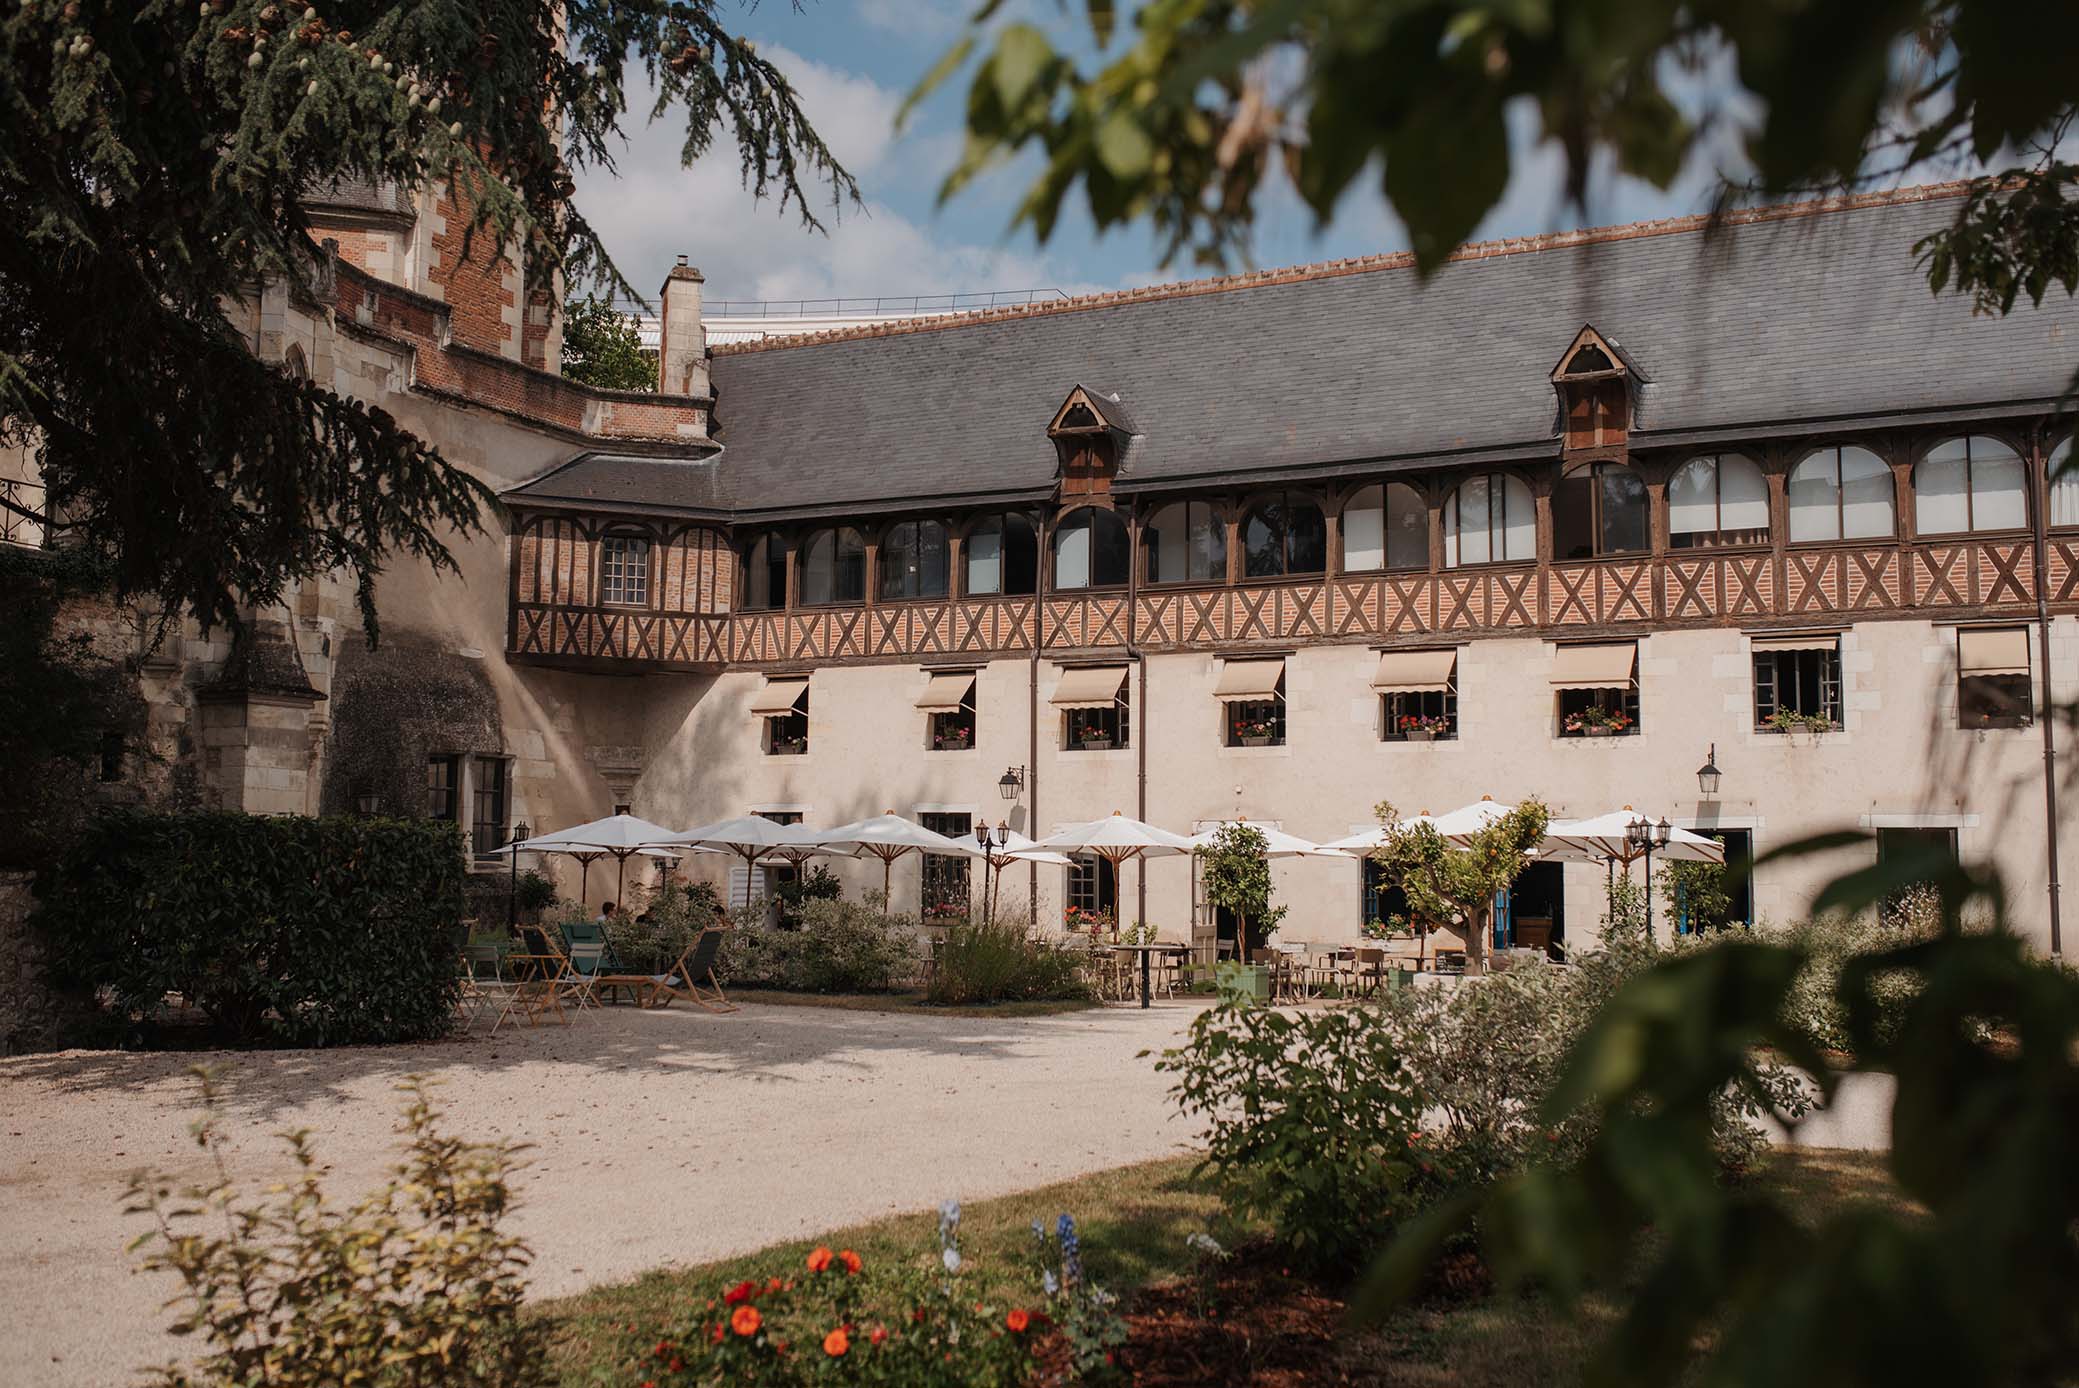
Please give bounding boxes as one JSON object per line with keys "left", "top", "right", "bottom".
{"left": 1048, "top": 385, "right": 1137, "bottom": 437}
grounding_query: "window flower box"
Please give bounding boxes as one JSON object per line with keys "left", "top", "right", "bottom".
{"left": 1563, "top": 706, "right": 1632, "bottom": 738}
{"left": 770, "top": 737, "right": 808, "bottom": 756}
{"left": 1239, "top": 735, "right": 1274, "bottom": 748}
{"left": 1397, "top": 713, "right": 1452, "bottom": 743}
{"left": 1078, "top": 735, "right": 1113, "bottom": 751}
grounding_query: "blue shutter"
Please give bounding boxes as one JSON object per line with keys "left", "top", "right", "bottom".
{"left": 1492, "top": 886, "right": 1512, "bottom": 949}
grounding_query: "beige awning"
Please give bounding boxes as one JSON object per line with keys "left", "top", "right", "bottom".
{"left": 748, "top": 678, "right": 808, "bottom": 717}
{"left": 1214, "top": 659, "right": 1286, "bottom": 702}
{"left": 1050, "top": 665, "right": 1128, "bottom": 709}
{"left": 1750, "top": 633, "right": 1841, "bottom": 653}
{"left": 1549, "top": 643, "right": 1636, "bottom": 690}
{"left": 913, "top": 671, "right": 975, "bottom": 711}
{"left": 1371, "top": 649, "right": 1458, "bottom": 693}
{"left": 1959, "top": 626, "right": 2031, "bottom": 677}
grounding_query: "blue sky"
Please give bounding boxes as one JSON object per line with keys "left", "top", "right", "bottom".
{"left": 571, "top": 2, "right": 1767, "bottom": 308}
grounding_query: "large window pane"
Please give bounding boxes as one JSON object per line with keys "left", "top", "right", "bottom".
{"left": 1343, "top": 486, "right": 1385, "bottom": 570}
{"left": 1243, "top": 502, "right": 1283, "bottom": 577}
{"left": 967, "top": 517, "right": 1003, "bottom": 594}
{"left": 1054, "top": 513, "right": 1091, "bottom": 589}
{"left": 1386, "top": 483, "right": 1428, "bottom": 569}
{"left": 1448, "top": 476, "right": 1491, "bottom": 566}
{"left": 1916, "top": 439, "right": 1972, "bottom": 535}
{"left": 740, "top": 534, "right": 777, "bottom": 610}
{"left": 800, "top": 531, "right": 833, "bottom": 604}
{"left": 877, "top": 520, "right": 948, "bottom": 600}
{"left": 1719, "top": 455, "right": 1770, "bottom": 535}
{"left": 1788, "top": 452, "right": 1842, "bottom": 542}
{"left": 1668, "top": 458, "right": 1719, "bottom": 541}
{"left": 1839, "top": 447, "right": 1894, "bottom": 539}
{"left": 1089, "top": 509, "right": 1130, "bottom": 585}
{"left": 1498, "top": 476, "right": 1536, "bottom": 561}
{"left": 1187, "top": 503, "right": 1225, "bottom": 580}
{"left": 1286, "top": 501, "right": 1326, "bottom": 573}
{"left": 1597, "top": 465, "right": 1648, "bottom": 554}
{"left": 2053, "top": 440, "right": 2079, "bottom": 528}
{"left": 1970, "top": 439, "right": 2027, "bottom": 531}
{"left": 1147, "top": 503, "right": 1191, "bottom": 583}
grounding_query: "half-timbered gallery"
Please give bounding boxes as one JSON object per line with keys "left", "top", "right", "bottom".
{"left": 471, "top": 187, "right": 2079, "bottom": 951}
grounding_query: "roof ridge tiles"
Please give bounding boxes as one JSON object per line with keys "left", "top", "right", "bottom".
{"left": 708, "top": 181, "right": 1974, "bottom": 358}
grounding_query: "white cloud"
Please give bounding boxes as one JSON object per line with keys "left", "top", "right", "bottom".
{"left": 572, "top": 45, "right": 1132, "bottom": 306}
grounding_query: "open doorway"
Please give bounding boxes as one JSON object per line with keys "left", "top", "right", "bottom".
{"left": 1508, "top": 861, "right": 1566, "bottom": 957}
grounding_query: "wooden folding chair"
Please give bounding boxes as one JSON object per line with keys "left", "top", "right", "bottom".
{"left": 642, "top": 929, "right": 738, "bottom": 1014}
{"left": 490, "top": 955, "right": 571, "bottom": 1033}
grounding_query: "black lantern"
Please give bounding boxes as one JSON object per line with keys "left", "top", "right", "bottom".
{"left": 1625, "top": 816, "right": 1651, "bottom": 852}
{"left": 997, "top": 765, "right": 1026, "bottom": 801}
{"left": 506, "top": 819, "right": 532, "bottom": 931}
{"left": 354, "top": 789, "right": 379, "bottom": 817}
{"left": 1696, "top": 744, "right": 1722, "bottom": 798}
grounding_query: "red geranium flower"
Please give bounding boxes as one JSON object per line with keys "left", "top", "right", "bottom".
{"left": 823, "top": 1327, "right": 850, "bottom": 1357}
{"left": 731, "top": 1305, "right": 762, "bottom": 1338}
{"left": 1006, "top": 1309, "right": 1031, "bottom": 1333}
{"left": 838, "top": 1248, "right": 862, "bottom": 1275}
{"left": 723, "top": 1280, "right": 758, "bottom": 1306}
{"left": 870, "top": 1326, "right": 888, "bottom": 1345}
{"left": 806, "top": 1246, "right": 834, "bottom": 1273}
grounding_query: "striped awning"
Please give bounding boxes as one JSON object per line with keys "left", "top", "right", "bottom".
{"left": 1050, "top": 665, "right": 1127, "bottom": 709}
{"left": 1959, "top": 626, "right": 2030, "bottom": 677}
{"left": 913, "top": 671, "right": 975, "bottom": 711}
{"left": 1371, "top": 649, "right": 1457, "bottom": 693}
{"left": 1549, "top": 643, "right": 1636, "bottom": 690}
{"left": 748, "top": 678, "right": 808, "bottom": 717}
{"left": 1213, "top": 659, "right": 1286, "bottom": 702}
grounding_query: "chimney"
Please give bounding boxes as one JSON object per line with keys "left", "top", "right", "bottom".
{"left": 658, "top": 255, "right": 709, "bottom": 401}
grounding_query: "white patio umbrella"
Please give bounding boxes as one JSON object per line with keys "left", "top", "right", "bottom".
{"left": 1035, "top": 812, "right": 1198, "bottom": 1006}
{"left": 966, "top": 827, "right": 1073, "bottom": 929}
{"left": 1189, "top": 819, "right": 1350, "bottom": 858}
{"left": 820, "top": 812, "right": 982, "bottom": 907}
{"left": 650, "top": 816, "right": 841, "bottom": 912}
{"left": 1542, "top": 809, "right": 1727, "bottom": 865}
{"left": 494, "top": 813, "right": 686, "bottom": 904}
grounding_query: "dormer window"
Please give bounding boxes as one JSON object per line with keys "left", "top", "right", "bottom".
{"left": 1048, "top": 385, "right": 1135, "bottom": 500}
{"left": 1552, "top": 326, "right": 1636, "bottom": 456}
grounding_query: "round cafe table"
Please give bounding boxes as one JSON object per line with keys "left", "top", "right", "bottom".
{"left": 1114, "top": 942, "right": 1191, "bottom": 1008}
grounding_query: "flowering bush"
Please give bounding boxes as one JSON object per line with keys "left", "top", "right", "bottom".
{"left": 1062, "top": 905, "right": 1114, "bottom": 937}
{"left": 928, "top": 915, "right": 1094, "bottom": 1006}
{"left": 1396, "top": 713, "right": 1451, "bottom": 735}
{"left": 718, "top": 895, "right": 919, "bottom": 994}
{"left": 636, "top": 1204, "right": 1041, "bottom": 1387}
{"left": 1028, "top": 1214, "right": 1127, "bottom": 1380}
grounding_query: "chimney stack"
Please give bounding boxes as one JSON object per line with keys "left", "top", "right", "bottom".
{"left": 658, "top": 256, "right": 709, "bottom": 402}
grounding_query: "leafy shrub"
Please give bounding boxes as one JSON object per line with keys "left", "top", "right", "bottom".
{"left": 719, "top": 895, "right": 919, "bottom": 993}
{"left": 127, "top": 1072, "right": 548, "bottom": 1388}
{"left": 773, "top": 864, "right": 842, "bottom": 924}
{"left": 640, "top": 1201, "right": 1044, "bottom": 1387}
{"left": 927, "top": 915, "right": 1093, "bottom": 1006}
{"left": 1385, "top": 938, "right": 1812, "bottom": 1182}
{"left": 516, "top": 870, "right": 558, "bottom": 918}
{"left": 1153, "top": 981, "right": 1430, "bottom": 1272}
{"left": 605, "top": 881, "right": 717, "bottom": 972}
{"left": 1028, "top": 1213, "right": 1128, "bottom": 1379}
{"left": 1775, "top": 883, "right": 1949, "bottom": 1055}
{"left": 37, "top": 810, "right": 464, "bottom": 1046}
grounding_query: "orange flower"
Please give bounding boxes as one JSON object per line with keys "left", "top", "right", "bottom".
{"left": 823, "top": 1327, "right": 850, "bottom": 1357}
{"left": 766, "top": 1276, "right": 784, "bottom": 1293}
{"left": 838, "top": 1248, "right": 862, "bottom": 1275}
{"left": 1006, "top": 1309, "right": 1031, "bottom": 1333}
{"left": 731, "top": 1305, "right": 762, "bottom": 1338}
{"left": 806, "top": 1246, "right": 834, "bottom": 1273}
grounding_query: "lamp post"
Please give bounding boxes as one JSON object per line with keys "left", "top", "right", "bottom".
{"left": 974, "top": 819, "right": 1009, "bottom": 928}
{"left": 1627, "top": 815, "right": 1674, "bottom": 935}
{"left": 506, "top": 819, "right": 531, "bottom": 932}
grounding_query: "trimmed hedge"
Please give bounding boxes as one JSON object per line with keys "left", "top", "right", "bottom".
{"left": 36, "top": 810, "right": 465, "bottom": 1046}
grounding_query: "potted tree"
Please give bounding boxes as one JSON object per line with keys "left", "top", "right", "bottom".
{"left": 1199, "top": 823, "right": 1286, "bottom": 1002}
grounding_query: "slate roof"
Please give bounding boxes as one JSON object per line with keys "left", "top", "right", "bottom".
{"left": 510, "top": 186, "right": 2079, "bottom": 520}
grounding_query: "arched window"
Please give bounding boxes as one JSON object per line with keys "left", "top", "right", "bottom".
{"left": 1552, "top": 461, "right": 1646, "bottom": 558}
{"left": 1788, "top": 446, "right": 1894, "bottom": 542}
{"left": 1143, "top": 500, "right": 1226, "bottom": 583}
{"left": 1342, "top": 482, "right": 1428, "bottom": 571}
{"left": 1442, "top": 473, "right": 1535, "bottom": 566}
{"left": 1240, "top": 492, "right": 1326, "bottom": 578}
{"left": 2051, "top": 439, "right": 2079, "bottom": 529}
{"left": 799, "top": 526, "right": 866, "bottom": 605}
{"left": 1668, "top": 455, "right": 1770, "bottom": 548}
{"left": 600, "top": 531, "right": 652, "bottom": 606}
{"left": 876, "top": 519, "right": 949, "bottom": 600}
{"left": 739, "top": 531, "right": 786, "bottom": 611}
{"left": 965, "top": 512, "right": 1039, "bottom": 595}
{"left": 1915, "top": 435, "right": 2027, "bottom": 535}
{"left": 1052, "top": 507, "right": 1130, "bottom": 589}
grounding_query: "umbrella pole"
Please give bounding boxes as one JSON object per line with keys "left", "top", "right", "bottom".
{"left": 616, "top": 851, "right": 628, "bottom": 908}
{"left": 581, "top": 858, "right": 592, "bottom": 906}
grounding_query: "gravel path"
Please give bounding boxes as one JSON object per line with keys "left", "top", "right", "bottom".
{"left": 0, "top": 1000, "right": 1204, "bottom": 1388}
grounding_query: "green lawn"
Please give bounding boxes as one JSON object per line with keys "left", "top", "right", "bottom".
{"left": 729, "top": 987, "right": 1102, "bottom": 1019}
{"left": 535, "top": 1149, "right": 1902, "bottom": 1387}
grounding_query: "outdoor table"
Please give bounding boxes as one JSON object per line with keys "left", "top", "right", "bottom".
{"left": 1115, "top": 942, "right": 1191, "bottom": 1008}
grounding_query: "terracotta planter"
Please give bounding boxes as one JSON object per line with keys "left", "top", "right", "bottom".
{"left": 1404, "top": 729, "right": 1434, "bottom": 743}
{"left": 1080, "top": 737, "right": 1113, "bottom": 751}
{"left": 1240, "top": 735, "right": 1273, "bottom": 748}
{"left": 1581, "top": 726, "right": 1614, "bottom": 738}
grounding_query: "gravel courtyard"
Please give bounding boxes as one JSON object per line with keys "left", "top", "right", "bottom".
{"left": 0, "top": 1000, "right": 1203, "bottom": 1388}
